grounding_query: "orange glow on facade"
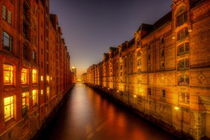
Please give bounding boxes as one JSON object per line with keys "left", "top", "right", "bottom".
{"left": 84, "top": 1, "right": 210, "bottom": 139}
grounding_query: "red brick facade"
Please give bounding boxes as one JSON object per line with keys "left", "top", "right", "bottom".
{"left": 0, "top": 0, "right": 73, "bottom": 139}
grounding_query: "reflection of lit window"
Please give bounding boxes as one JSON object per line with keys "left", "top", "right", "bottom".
{"left": 4, "top": 96, "right": 14, "bottom": 122}
{"left": 32, "top": 90, "right": 38, "bottom": 106}
{"left": 32, "top": 69, "right": 38, "bottom": 83}
{"left": 21, "top": 68, "right": 28, "bottom": 84}
{"left": 3, "top": 64, "right": 14, "bottom": 85}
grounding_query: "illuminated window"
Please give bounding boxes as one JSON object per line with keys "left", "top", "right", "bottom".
{"left": 32, "top": 90, "right": 38, "bottom": 106}
{"left": 46, "top": 75, "right": 50, "bottom": 83}
{"left": 46, "top": 87, "right": 50, "bottom": 99}
{"left": 32, "top": 69, "right": 38, "bottom": 83}
{"left": 4, "top": 96, "right": 14, "bottom": 122}
{"left": 22, "top": 92, "right": 29, "bottom": 116}
{"left": 3, "top": 64, "right": 14, "bottom": 85}
{"left": 21, "top": 68, "right": 29, "bottom": 84}
{"left": 40, "top": 76, "right": 44, "bottom": 81}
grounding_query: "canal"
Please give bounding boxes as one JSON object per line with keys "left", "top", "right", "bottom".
{"left": 36, "top": 84, "right": 179, "bottom": 140}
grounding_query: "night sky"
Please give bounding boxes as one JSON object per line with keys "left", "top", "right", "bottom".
{"left": 50, "top": 0, "right": 172, "bottom": 76}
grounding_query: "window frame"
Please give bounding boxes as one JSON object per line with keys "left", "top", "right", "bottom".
{"left": 4, "top": 96, "right": 15, "bottom": 122}
{"left": 3, "top": 64, "right": 15, "bottom": 85}
{"left": 2, "top": 31, "right": 13, "bottom": 52}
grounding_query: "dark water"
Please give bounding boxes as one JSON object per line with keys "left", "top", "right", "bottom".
{"left": 37, "top": 84, "right": 178, "bottom": 140}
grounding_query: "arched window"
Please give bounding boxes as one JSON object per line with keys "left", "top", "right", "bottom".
{"left": 176, "top": 6, "right": 188, "bottom": 27}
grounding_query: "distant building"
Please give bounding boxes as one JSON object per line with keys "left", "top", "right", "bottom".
{"left": 71, "top": 67, "right": 77, "bottom": 83}
{"left": 85, "top": 0, "right": 210, "bottom": 140}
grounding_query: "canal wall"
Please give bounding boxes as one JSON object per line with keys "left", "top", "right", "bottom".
{"left": 87, "top": 84, "right": 210, "bottom": 140}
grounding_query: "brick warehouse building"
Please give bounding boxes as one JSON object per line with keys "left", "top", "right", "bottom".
{"left": 0, "top": 0, "right": 73, "bottom": 139}
{"left": 85, "top": 0, "right": 210, "bottom": 139}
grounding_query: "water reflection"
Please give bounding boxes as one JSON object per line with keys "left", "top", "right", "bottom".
{"left": 38, "top": 84, "right": 178, "bottom": 140}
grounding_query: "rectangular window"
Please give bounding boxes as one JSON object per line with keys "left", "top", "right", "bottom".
{"left": 176, "top": 12, "right": 188, "bottom": 27}
{"left": 46, "top": 86, "right": 50, "bottom": 99}
{"left": 46, "top": 75, "right": 50, "bottom": 83}
{"left": 2, "top": 32, "right": 13, "bottom": 52}
{"left": 4, "top": 96, "right": 14, "bottom": 122}
{"left": 177, "top": 28, "right": 189, "bottom": 41}
{"left": 7, "top": 10, "right": 12, "bottom": 24}
{"left": 32, "top": 51, "right": 37, "bottom": 63}
{"left": 178, "top": 59, "right": 189, "bottom": 70}
{"left": 2, "top": 5, "right": 6, "bottom": 20}
{"left": 32, "top": 69, "right": 38, "bottom": 83}
{"left": 3, "top": 64, "right": 14, "bottom": 85}
{"left": 23, "top": 44, "right": 30, "bottom": 60}
{"left": 177, "top": 43, "right": 190, "bottom": 56}
{"left": 148, "top": 88, "right": 152, "bottom": 96}
{"left": 180, "top": 92, "right": 190, "bottom": 104}
{"left": 21, "top": 68, "right": 29, "bottom": 84}
{"left": 162, "top": 90, "right": 166, "bottom": 97}
{"left": 22, "top": 92, "right": 29, "bottom": 116}
{"left": 32, "top": 90, "right": 38, "bottom": 106}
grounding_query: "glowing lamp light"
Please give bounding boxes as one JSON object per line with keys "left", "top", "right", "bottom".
{"left": 133, "top": 95, "right": 137, "bottom": 98}
{"left": 174, "top": 106, "right": 180, "bottom": 110}
{"left": 172, "top": 36, "right": 176, "bottom": 40}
